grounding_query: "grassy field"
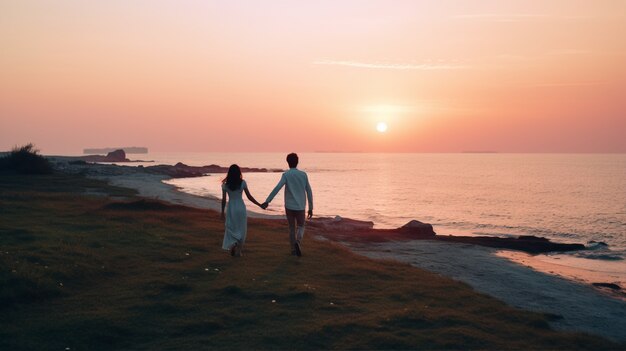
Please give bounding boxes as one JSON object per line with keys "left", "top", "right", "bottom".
{"left": 0, "top": 173, "right": 620, "bottom": 350}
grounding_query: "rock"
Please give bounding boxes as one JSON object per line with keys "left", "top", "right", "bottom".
{"left": 146, "top": 164, "right": 204, "bottom": 178}
{"left": 83, "top": 147, "right": 148, "bottom": 154}
{"left": 592, "top": 282, "right": 621, "bottom": 290}
{"left": 314, "top": 218, "right": 586, "bottom": 253}
{"left": 518, "top": 235, "right": 549, "bottom": 242}
{"left": 587, "top": 241, "right": 609, "bottom": 248}
{"left": 399, "top": 220, "right": 436, "bottom": 237}
{"left": 143, "top": 163, "right": 283, "bottom": 178}
{"left": 105, "top": 149, "right": 127, "bottom": 162}
{"left": 79, "top": 149, "right": 130, "bottom": 163}
{"left": 435, "top": 235, "right": 586, "bottom": 254}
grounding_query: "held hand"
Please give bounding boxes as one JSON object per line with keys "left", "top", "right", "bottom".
{"left": 220, "top": 212, "right": 225, "bottom": 221}
{"left": 307, "top": 209, "right": 313, "bottom": 219}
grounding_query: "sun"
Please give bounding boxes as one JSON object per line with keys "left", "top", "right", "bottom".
{"left": 376, "top": 122, "right": 388, "bottom": 133}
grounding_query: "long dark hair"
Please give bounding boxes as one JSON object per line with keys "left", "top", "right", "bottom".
{"left": 223, "top": 164, "right": 243, "bottom": 191}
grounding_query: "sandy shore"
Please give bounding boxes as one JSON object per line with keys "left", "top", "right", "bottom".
{"left": 497, "top": 251, "right": 626, "bottom": 297}
{"left": 62, "top": 160, "right": 626, "bottom": 342}
{"left": 100, "top": 172, "right": 282, "bottom": 220}
{"left": 49, "top": 158, "right": 279, "bottom": 220}
{"left": 346, "top": 240, "right": 626, "bottom": 342}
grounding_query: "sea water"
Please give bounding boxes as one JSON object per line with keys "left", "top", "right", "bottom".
{"left": 132, "top": 153, "right": 626, "bottom": 263}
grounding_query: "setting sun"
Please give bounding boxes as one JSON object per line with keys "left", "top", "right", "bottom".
{"left": 376, "top": 122, "right": 388, "bottom": 133}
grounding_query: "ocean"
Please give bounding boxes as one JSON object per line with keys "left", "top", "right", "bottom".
{"left": 130, "top": 153, "right": 626, "bottom": 263}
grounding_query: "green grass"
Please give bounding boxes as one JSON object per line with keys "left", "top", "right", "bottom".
{"left": 0, "top": 174, "right": 620, "bottom": 350}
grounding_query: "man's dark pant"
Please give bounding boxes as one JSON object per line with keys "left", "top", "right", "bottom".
{"left": 285, "top": 208, "right": 305, "bottom": 252}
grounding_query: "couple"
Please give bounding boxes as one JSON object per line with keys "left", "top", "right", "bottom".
{"left": 220, "top": 153, "right": 313, "bottom": 257}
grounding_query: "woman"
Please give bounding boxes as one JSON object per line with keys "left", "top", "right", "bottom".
{"left": 221, "top": 164, "right": 263, "bottom": 257}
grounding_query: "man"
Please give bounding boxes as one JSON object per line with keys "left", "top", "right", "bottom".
{"left": 262, "top": 153, "right": 313, "bottom": 257}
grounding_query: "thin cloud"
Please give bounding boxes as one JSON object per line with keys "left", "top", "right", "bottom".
{"left": 312, "top": 60, "right": 468, "bottom": 70}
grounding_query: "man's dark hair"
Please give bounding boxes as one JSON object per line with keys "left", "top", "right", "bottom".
{"left": 286, "top": 153, "right": 299, "bottom": 168}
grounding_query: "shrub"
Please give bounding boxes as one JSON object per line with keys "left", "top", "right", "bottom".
{"left": 0, "top": 143, "right": 53, "bottom": 174}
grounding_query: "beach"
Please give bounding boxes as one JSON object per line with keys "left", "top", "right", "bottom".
{"left": 46, "top": 157, "right": 626, "bottom": 343}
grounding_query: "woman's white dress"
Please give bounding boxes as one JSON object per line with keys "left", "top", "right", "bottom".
{"left": 222, "top": 180, "right": 247, "bottom": 250}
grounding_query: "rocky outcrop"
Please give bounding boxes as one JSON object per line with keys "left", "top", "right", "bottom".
{"left": 309, "top": 218, "right": 436, "bottom": 243}
{"left": 65, "top": 157, "right": 283, "bottom": 178}
{"left": 146, "top": 163, "right": 205, "bottom": 178}
{"left": 592, "top": 282, "right": 621, "bottom": 290}
{"left": 80, "top": 149, "right": 130, "bottom": 162}
{"left": 398, "top": 220, "right": 436, "bottom": 237}
{"left": 84, "top": 147, "right": 148, "bottom": 154}
{"left": 435, "top": 235, "right": 586, "bottom": 254}
{"left": 310, "top": 218, "right": 584, "bottom": 254}
{"left": 144, "top": 162, "right": 283, "bottom": 178}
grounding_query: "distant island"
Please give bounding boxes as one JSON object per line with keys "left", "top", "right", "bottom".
{"left": 83, "top": 147, "right": 148, "bottom": 154}
{"left": 78, "top": 149, "right": 153, "bottom": 163}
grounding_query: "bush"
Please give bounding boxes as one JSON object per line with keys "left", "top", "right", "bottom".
{"left": 0, "top": 144, "right": 53, "bottom": 174}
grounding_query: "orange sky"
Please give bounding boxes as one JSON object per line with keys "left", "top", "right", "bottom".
{"left": 1, "top": 1, "right": 625, "bottom": 153}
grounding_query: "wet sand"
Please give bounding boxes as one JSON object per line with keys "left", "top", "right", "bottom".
{"left": 497, "top": 250, "right": 626, "bottom": 300}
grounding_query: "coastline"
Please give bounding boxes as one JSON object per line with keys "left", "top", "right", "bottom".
{"left": 346, "top": 240, "right": 626, "bottom": 341}
{"left": 496, "top": 250, "right": 626, "bottom": 298}
{"left": 52, "top": 158, "right": 626, "bottom": 341}
{"left": 3, "top": 171, "right": 621, "bottom": 349}
{"left": 68, "top": 160, "right": 625, "bottom": 286}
